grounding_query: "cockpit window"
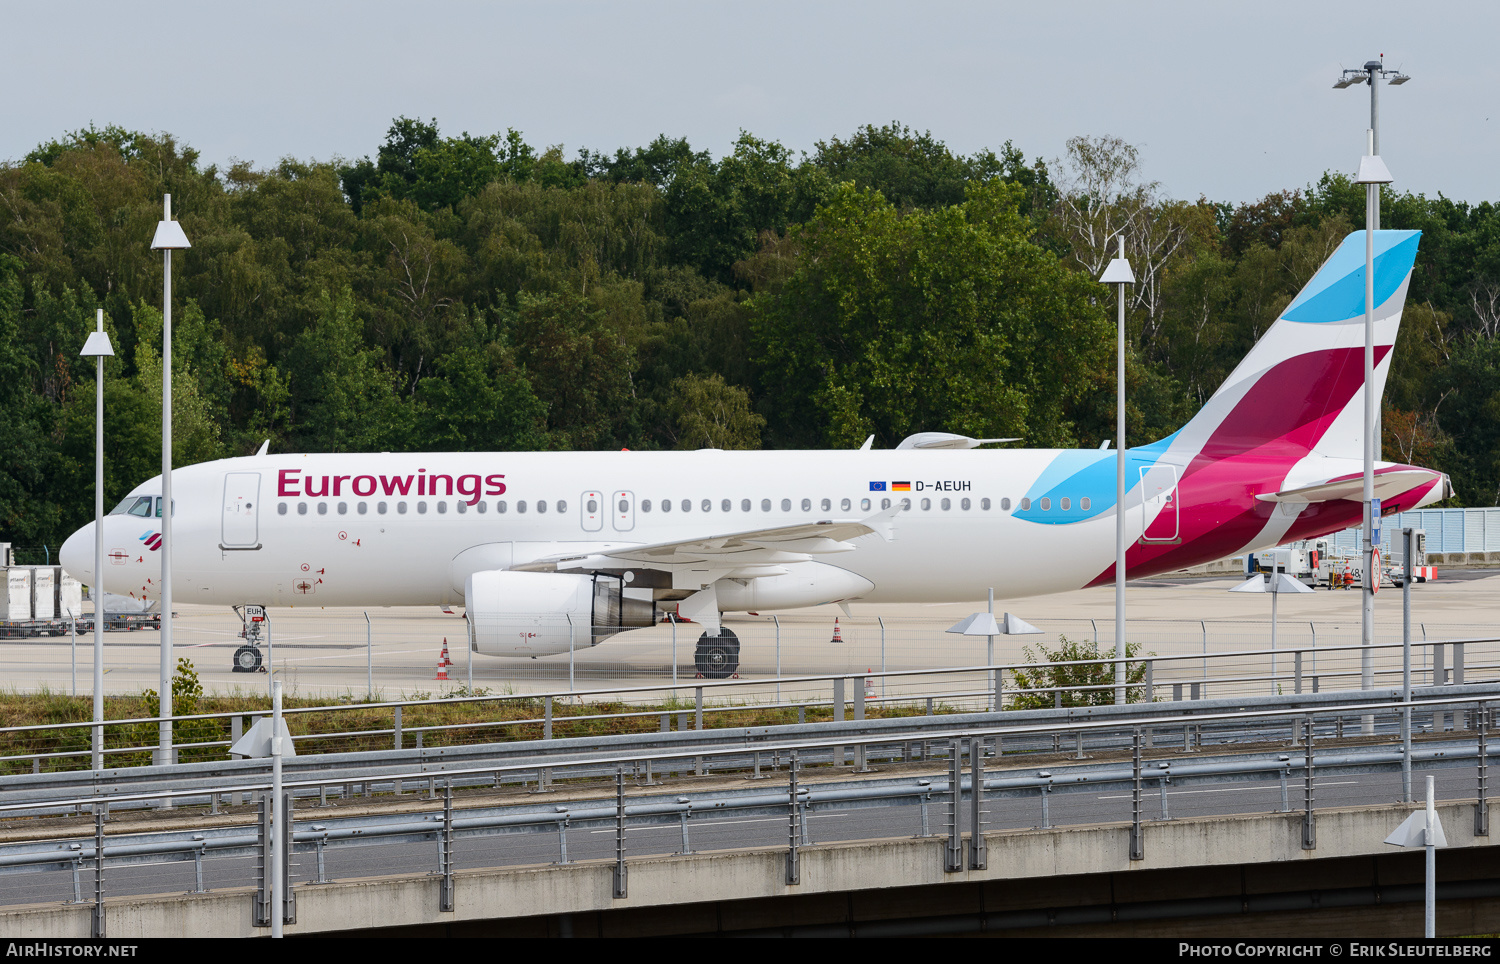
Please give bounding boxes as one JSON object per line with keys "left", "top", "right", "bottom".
{"left": 114, "top": 496, "right": 154, "bottom": 518}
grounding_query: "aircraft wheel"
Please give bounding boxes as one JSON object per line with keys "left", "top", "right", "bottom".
{"left": 232, "top": 645, "right": 263, "bottom": 673}
{"left": 694, "top": 628, "right": 740, "bottom": 679}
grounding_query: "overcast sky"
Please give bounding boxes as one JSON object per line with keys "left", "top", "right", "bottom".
{"left": 4, "top": 1, "right": 1496, "bottom": 206}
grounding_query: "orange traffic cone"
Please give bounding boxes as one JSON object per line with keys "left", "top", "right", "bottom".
{"left": 440, "top": 638, "right": 452, "bottom": 667}
{"left": 830, "top": 618, "right": 844, "bottom": 643}
{"left": 435, "top": 651, "right": 449, "bottom": 681}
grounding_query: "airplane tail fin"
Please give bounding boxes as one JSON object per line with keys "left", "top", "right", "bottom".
{"left": 1171, "top": 229, "right": 1421, "bottom": 463}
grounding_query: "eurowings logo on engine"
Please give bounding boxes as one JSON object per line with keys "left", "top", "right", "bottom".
{"left": 138, "top": 531, "right": 162, "bottom": 551}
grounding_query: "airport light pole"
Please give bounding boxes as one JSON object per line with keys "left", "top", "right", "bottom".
{"left": 80, "top": 310, "right": 114, "bottom": 771}
{"left": 150, "top": 196, "right": 191, "bottom": 766}
{"left": 1100, "top": 238, "right": 1135, "bottom": 704}
{"left": 1355, "top": 142, "right": 1393, "bottom": 730}
{"left": 1335, "top": 58, "right": 1408, "bottom": 456}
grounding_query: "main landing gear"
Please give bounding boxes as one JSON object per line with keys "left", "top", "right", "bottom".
{"left": 694, "top": 627, "right": 740, "bottom": 680}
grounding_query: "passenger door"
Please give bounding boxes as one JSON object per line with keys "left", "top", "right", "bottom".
{"left": 1139, "top": 464, "right": 1180, "bottom": 542}
{"left": 221, "top": 472, "right": 261, "bottom": 549}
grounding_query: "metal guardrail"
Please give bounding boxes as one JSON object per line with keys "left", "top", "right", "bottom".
{"left": 4, "top": 682, "right": 1498, "bottom": 812}
{"left": 0, "top": 690, "right": 1494, "bottom": 936}
{"left": 3, "top": 635, "right": 1494, "bottom": 775}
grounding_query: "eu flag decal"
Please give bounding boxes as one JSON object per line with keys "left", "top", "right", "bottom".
{"left": 869, "top": 481, "right": 887, "bottom": 491}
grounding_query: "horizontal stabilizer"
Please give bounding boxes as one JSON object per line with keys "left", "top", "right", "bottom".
{"left": 895, "top": 432, "right": 1020, "bottom": 450}
{"left": 1256, "top": 469, "right": 1446, "bottom": 504}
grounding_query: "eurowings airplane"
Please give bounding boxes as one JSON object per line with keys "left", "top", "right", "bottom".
{"left": 60, "top": 230, "right": 1449, "bottom": 678}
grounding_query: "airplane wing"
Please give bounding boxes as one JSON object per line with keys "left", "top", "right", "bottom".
{"left": 511, "top": 507, "right": 900, "bottom": 588}
{"left": 1256, "top": 468, "right": 1450, "bottom": 504}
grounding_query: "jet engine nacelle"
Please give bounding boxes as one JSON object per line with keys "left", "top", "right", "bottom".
{"left": 466, "top": 570, "right": 659, "bottom": 657}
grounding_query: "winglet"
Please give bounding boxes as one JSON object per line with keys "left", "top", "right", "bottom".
{"left": 255, "top": 439, "right": 270, "bottom": 457}
{"left": 859, "top": 435, "right": 874, "bottom": 451}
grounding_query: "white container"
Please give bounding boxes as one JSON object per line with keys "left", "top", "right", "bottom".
{"left": 31, "top": 567, "right": 55, "bottom": 620}
{"left": 57, "top": 570, "right": 82, "bottom": 620}
{"left": 0, "top": 568, "right": 31, "bottom": 621}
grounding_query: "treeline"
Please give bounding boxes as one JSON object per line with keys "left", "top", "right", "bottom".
{"left": 2, "top": 119, "right": 1498, "bottom": 554}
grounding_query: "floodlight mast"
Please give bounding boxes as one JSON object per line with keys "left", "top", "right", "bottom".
{"left": 1335, "top": 56, "right": 1408, "bottom": 465}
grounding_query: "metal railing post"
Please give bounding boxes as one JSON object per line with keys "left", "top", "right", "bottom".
{"left": 440, "top": 779, "right": 454, "bottom": 912}
{"left": 254, "top": 794, "right": 271, "bottom": 927}
{"left": 91, "top": 807, "right": 105, "bottom": 938}
{"left": 281, "top": 791, "right": 296, "bottom": 924}
{"left": 1478, "top": 706, "right": 1490, "bottom": 838}
{"left": 614, "top": 766, "right": 628, "bottom": 899}
{"left": 945, "top": 739, "right": 963, "bottom": 873}
{"left": 786, "top": 751, "right": 800, "bottom": 885}
{"left": 833, "top": 677, "right": 845, "bottom": 767}
{"left": 968, "top": 737, "right": 986, "bottom": 870}
{"left": 1302, "top": 717, "right": 1316, "bottom": 850}
{"left": 1130, "top": 728, "right": 1144, "bottom": 860}
{"left": 695, "top": 686, "right": 704, "bottom": 776}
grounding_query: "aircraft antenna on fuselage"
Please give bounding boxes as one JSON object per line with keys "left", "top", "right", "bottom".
{"left": 255, "top": 439, "right": 269, "bottom": 456}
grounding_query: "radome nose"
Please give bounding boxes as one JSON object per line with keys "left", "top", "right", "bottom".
{"left": 59, "top": 523, "right": 95, "bottom": 584}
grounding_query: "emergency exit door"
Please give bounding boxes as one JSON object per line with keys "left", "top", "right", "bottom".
{"left": 221, "top": 472, "right": 261, "bottom": 549}
{"left": 1139, "top": 464, "right": 1180, "bottom": 542}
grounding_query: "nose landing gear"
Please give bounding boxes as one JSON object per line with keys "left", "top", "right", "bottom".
{"left": 693, "top": 627, "right": 740, "bottom": 680}
{"left": 232, "top": 604, "right": 269, "bottom": 673}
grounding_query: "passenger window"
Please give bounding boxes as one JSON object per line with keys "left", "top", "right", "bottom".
{"left": 997, "top": 498, "right": 1007, "bottom": 511}
{"left": 537, "top": 500, "right": 547, "bottom": 514}
{"left": 961, "top": 498, "right": 971, "bottom": 510}
{"left": 278, "top": 503, "right": 287, "bottom": 516}
{"left": 801, "top": 498, "right": 811, "bottom": 512}
{"left": 1060, "top": 497, "right": 1070, "bottom": 511}
{"left": 358, "top": 502, "right": 368, "bottom": 515}
{"left": 417, "top": 501, "right": 427, "bottom": 514}
{"left": 721, "top": 499, "right": 731, "bottom": 512}
{"left": 881, "top": 498, "right": 891, "bottom": 510}
{"left": 921, "top": 498, "right": 931, "bottom": 510}
{"left": 518, "top": 501, "right": 528, "bottom": 513}
{"left": 741, "top": 499, "right": 751, "bottom": 511}
{"left": 456, "top": 501, "right": 466, "bottom": 514}
{"left": 617, "top": 499, "right": 628, "bottom": 513}
{"left": 497, "top": 501, "right": 507, "bottom": 513}
{"left": 587, "top": 499, "right": 598, "bottom": 513}
{"left": 821, "top": 498, "right": 831, "bottom": 512}
{"left": 941, "top": 498, "right": 951, "bottom": 511}
{"left": 1039, "top": 498, "right": 1050, "bottom": 511}
{"left": 1081, "top": 497, "right": 1091, "bottom": 511}
{"left": 476, "top": 501, "right": 487, "bottom": 514}
{"left": 298, "top": 502, "right": 308, "bottom": 515}
{"left": 680, "top": 499, "right": 690, "bottom": 512}
{"left": 661, "top": 500, "right": 671, "bottom": 513}
{"left": 557, "top": 500, "right": 566, "bottom": 513}
{"left": 397, "top": 502, "right": 408, "bottom": 514}
{"left": 861, "top": 498, "right": 871, "bottom": 510}
{"left": 641, "top": 500, "right": 651, "bottom": 512}
{"left": 338, "top": 502, "right": 348, "bottom": 515}
{"left": 900, "top": 498, "right": 911, "bottom": 510}
{"left": 702, "top": 499, "right": 712, "bottom": 512}
{"left": 1020, "top": 498, "right": 1030, "bottom": 511}
{"left": 438, "top": 501, "right": 448, "bottom": 514}
{"left": 761, "top": 499, "right": 771, "bottom": 511}
{"left": 781, "top": 499, "right": 791, "bottom": 512}
{"left": 318, "top": 502, "right": 328, "bottom": 515}
{"left": 841, "top": 498, "right": 851, "bottom": 511}
{"left": 378, "top": 502, "right": 388, "bottom": 514}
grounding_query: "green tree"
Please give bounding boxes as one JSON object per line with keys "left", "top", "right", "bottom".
{"left": 752, "top": 180, "right": 1111, "bottom": 449}
{"left": 665, "top": 373, "right": 764, "bottom": 449}
{"left": 1009, "top": 635, "right": 1151, "bottom": 709}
